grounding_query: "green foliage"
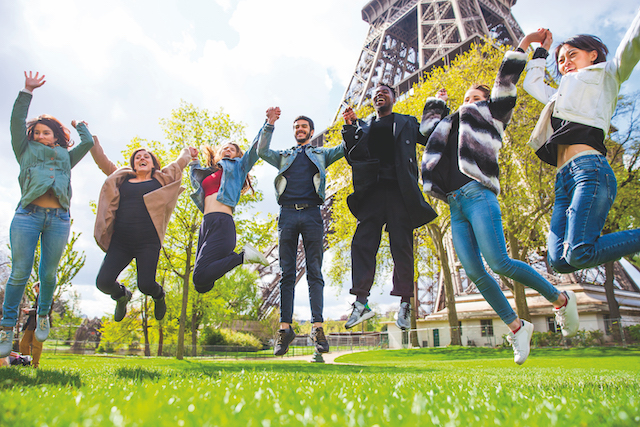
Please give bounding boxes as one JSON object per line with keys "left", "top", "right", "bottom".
{"left": 200, "top": 327, "right": 262, "bottom": 350}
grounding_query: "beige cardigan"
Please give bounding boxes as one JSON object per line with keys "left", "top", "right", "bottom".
{"left": 91, "top": 137, "right": 191, "bottom": 252}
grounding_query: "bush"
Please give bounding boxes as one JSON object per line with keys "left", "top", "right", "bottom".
{"left": 200, "top": 327, "right": 261, "bottom": 350}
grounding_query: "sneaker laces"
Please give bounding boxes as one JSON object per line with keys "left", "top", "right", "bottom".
{"left": 555, "top": 306, "right": 567, "bottom": 329}
{"left": 276, "top": 329, "right": 288, "bottom": 345}
{"left": 38, "top": 317, "right": 48, "bottom": 330}
{"left": 313, "top": 328, "right": 326, "bottom": 342}
{"left": 400, "top": 304, "right": 411, "bottom": 320}
{"left": 349, "top": 302, "right": 364, "bottom": 318}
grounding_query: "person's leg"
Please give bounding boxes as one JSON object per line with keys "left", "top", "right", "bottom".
{"left": 19, "top": 330, "right": 32, "bottom": 355}
{"left": 461, "top": 183, "right": 561, "bottom": 304}
{"left": 350, "top": 189, "right": 385, "bottom": 299}
{"left": 300, "top": 207, "right": 325, "bottom": 325}
{"left": 278, "top": 208, "right": 300, "bottom": 326}
{"left": 134, "top": 242, "right": 164, "bottom": 299}
{"left": 385, "top": 185, "right": 415, "bottom": 299}
{"left": 37, "top": 209, "right": 71, "bottom": 316}
{"left": 31, "top": 334, "right": 43, "bottom": 368}
{"left": 2, "top": 207, "right": 42, "bottom": 328}
{"left": 548, "top": 173, "right": 573, "bottom": 272}
{"left": 448, "top": 187, "right": 519, "bottom": 327}
{"left": 96, "top": 238, "right": 135, "bottom": 300}
{"left": 562, "top": 156, "right": 640, "bottom": 269}
{"left": 192, "top": 213, "right": 242, "bottom": 294}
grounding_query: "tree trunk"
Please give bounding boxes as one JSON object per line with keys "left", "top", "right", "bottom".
{"left": 191, "top": 296, "right": 200, "bottom": 357}
{"left": 176, "top": 238, "right": 194, "bottom": 360}
{"left": 507, "top": 231, "right": 531, "bottom": 322}
{"left": 142, "top": 295, "right": 151, "bottom": 357}
{"left": 157, "top": 324, "right": 164, "bottom": 357}
{"left": 427, "top": 224, "right": 461, "bottom": 346}
{"left": 604, "top": 261, "right": 621, "bottom": 341}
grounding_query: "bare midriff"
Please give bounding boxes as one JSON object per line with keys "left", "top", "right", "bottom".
{"left": 204, "top": 193, "right": 233, "bottom": 215}
{"left": 31, "top": 188, "right": 62, "bottom": 208}
{"left": 557, "top": 143, "right": 595, "bottom": 169}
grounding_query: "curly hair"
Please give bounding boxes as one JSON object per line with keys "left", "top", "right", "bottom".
{"left": 26, "top": 115, "right": 72, "bottom": 148}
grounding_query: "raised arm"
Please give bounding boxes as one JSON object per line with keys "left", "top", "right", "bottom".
{"left": 613, "top": 7, "right": 640, "bottom": 84}
{"left": 10, "top": 72, "right": 46, "bottom": 158}
{"left": 88, "top": 133, "right": 119, "bottom": 176}
{"left": 522, "top": 29, "right": 557, "bottom": 104}
{"left": 419, "top": 89, "right": 449, "bottom": 141}
{"left": 69, "top": 121, "right": 95, "bottom": 168}
{"left": 161, "top": 147, "right": 197, "bottom": 183}
{"left": 243, "top": 107, "right": 280, "bottom": 172}
{"left": 257, "top": 107, "right": 283, "bottom": 167}
{"left": 488, "top": 46, "right": 529, "bottom": 125}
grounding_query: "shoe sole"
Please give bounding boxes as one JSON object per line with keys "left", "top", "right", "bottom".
{"left": 345, "top": 310, "right": 376, "bottom": 329}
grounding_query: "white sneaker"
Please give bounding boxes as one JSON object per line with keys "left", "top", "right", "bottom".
{"left": 35, "top": 316, "right": 50, "bottom": 342}
{"left": 506, "top": 320, "right": 534, "bottom": 365}
{"left": 345, "top": 301, "right": 375, "bottom": 329}
{"left": 243, "top": 244, "right": 268, "bottom": 266}
{"left": 554, "top": 290, "right": 579, "bottom": 338}
{"left": 396, "top": 302, "right": 411, "bottom": 330}
{"left": 0, "top": 329, "right": 14, "bottom": 357}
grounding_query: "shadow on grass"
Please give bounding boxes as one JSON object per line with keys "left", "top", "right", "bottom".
{"left": 0, "top": 367, "right": 82, "bottom": 389}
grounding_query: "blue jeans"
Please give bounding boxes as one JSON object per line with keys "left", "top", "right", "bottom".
{"left": 549, "top": 154, "right": 640, "bottom": 272}
{"left": 1, "top": 205, "right": 70, "bottom": 327}
{"left": 278, "top": 206, "right": 324, "bottom": 324}
{"left": 448, "top": 181, "right": 560, "bottom": 325}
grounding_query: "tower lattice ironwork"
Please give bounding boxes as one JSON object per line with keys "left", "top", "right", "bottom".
{"left": 336, "top": 0, "right": 523, "bottom": 121}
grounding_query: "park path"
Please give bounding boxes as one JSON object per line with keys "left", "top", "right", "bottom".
{"left": 281, "top": 349, "right": 365, "bottom": 364}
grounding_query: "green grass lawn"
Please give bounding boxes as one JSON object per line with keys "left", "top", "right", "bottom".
{"left": 1, "top": 346, "right": 639, "bottom": 426}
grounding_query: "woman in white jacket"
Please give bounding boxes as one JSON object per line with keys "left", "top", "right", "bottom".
{"left": 523, "top": 11, "right": 640, "bottom": 274}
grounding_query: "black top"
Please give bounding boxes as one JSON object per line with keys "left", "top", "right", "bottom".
{"left": 442, "top": 113, "right": 473, "bottom": 194}
{"left": 536, "top": 117, "right": 606, "bottom": 166}
{"left": 368, "top": 114, "right": 397, "bottom": 182}
{"left": 114, "top": 178, "right": 162, "bottom": 243}
{"left": 279, "top": 146, "right": 322, "bottom": 206}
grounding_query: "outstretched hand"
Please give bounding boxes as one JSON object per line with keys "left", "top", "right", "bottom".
{"left": 188, "top": 147, "right": 198, "bottom": 159}
{"left": 542, "top": 29, "right": 553, "bottom": 51}
{"left": 343, "top": 107, "right": 357, "bottom": 125}
{"left": 24, "top": 71, "right": 46, "bottom": 92}
{"left": 266, "top": 107, "right": 281, "bottom": 125}
{"left": 518, "top": 28, "right": 549, "bottom": 51}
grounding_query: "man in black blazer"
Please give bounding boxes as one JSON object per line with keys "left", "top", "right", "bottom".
{"left": 341, "top": 83, "right": 437, "bottom": 330}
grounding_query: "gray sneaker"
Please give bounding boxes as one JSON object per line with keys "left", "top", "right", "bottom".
{"left": 0, "top": 329, "right": 14, "bottom": 357}
{"left": 311, "top": 326, "right": 330, "bottom": 353}
{"left": 396, "top": 302, "right": 411, "bottom": 330}
{"left": 345, "top": 301, "right": 375, "bottom": 329}
{"left": 35, "top": 316, "right": 50, "bottom": 342}
{"left": 114, "top": 288, "right": 133, "bottom": 322}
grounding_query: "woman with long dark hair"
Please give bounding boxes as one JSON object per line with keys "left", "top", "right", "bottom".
{"left": 92, "top": 139, "right": 197, "bottom": 322}
{"left": 0, "top": 72, "right": 94, "bottom": 357}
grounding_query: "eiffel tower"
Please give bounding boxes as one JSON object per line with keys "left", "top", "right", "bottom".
{"left": 336, "top": 0, "right": 524, "bottom": 121}
{"left": 257, "top": 0, "right": 524, "bottom": 319}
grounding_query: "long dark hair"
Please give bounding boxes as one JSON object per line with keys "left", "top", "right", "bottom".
{"left": 554, "top": 34, "right": 609, "bottom": 75}
{"left": 129, "top": 148, "right": 162, "bottom": 174}
{"left": 26, "top": 115, "right": 72, "bottom": 148}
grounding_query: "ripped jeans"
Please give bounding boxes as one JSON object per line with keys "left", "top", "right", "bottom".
{"left": 549, "top": 154, "right": 640, "bottom": 272}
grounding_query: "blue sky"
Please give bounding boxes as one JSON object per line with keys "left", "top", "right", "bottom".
{"left": 0, "top": 0, "right": 639, "bottom": 321}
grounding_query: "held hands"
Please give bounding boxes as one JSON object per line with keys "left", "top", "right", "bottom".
{"left": 71, "top": 120, "right": 88, "bottom": 129}
{"left": 24, "top": 71, "right": 46, "bottom": 92}
{"left": 266, "top": 107, "right": 281, "bottom": 125}
{"left": 22, "top": 308, "right": 30, "bottom": 315}
{"left": 188, "top": 147, "right": 198, "bottom": 159}
{"left": 435, "top": 88, "right": 448, "bottom": 102}
{"left": 343, "top": 107, "right": 357, "bottom": 125}
{"left": 518, "top": 28, "right": 552, "bottom": 52}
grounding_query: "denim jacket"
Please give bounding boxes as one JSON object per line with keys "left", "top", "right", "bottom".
{"left": 189, "top": 123, "right": 272, "bottom": 212}
{"left": 11, "top": 91, "right": 94, "bottom": 210}
{"left": 258, "top": 125, "right": 344, "bottom": 203}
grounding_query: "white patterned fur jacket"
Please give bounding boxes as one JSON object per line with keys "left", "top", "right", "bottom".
{"left": 421, "top": 50, "right": 527, "bottom": 202}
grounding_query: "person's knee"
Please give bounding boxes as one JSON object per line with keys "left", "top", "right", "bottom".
{"left": 567, "top": 245, "right": 596, "bottom": 270}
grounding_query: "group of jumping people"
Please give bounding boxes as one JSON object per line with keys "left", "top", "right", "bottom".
{"left": 1, "top": 10, "right": 639, "bottom": 365}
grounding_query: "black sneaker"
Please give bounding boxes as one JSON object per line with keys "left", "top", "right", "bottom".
{"left": 114, "top": 288, "right": 132, "bottom": 322}
{"left": 154, "top": 295, "right": 167, "bottom": 321}
{"left": 311, "top": 326, "right": 329, "bottom": 353}
{"left": 273, "top": 326, "right": 296, "bottom": 356}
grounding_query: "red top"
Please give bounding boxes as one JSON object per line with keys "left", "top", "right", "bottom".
{"left": 202, "top": 169, "right": 222, "bottom": 197}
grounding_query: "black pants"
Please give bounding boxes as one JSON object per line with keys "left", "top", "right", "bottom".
{"left": 192, "top": 212, "right": 243, "bottom": 294}
{"left": 96, "top": 231, "right": 164, "bottom": 300}
{"left": 350, "top": 182, "right": 414, "bottom": 298}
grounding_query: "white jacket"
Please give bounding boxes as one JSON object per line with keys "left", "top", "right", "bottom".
{"left": 524, "top": 8, "right": 640, "bottom": 151}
